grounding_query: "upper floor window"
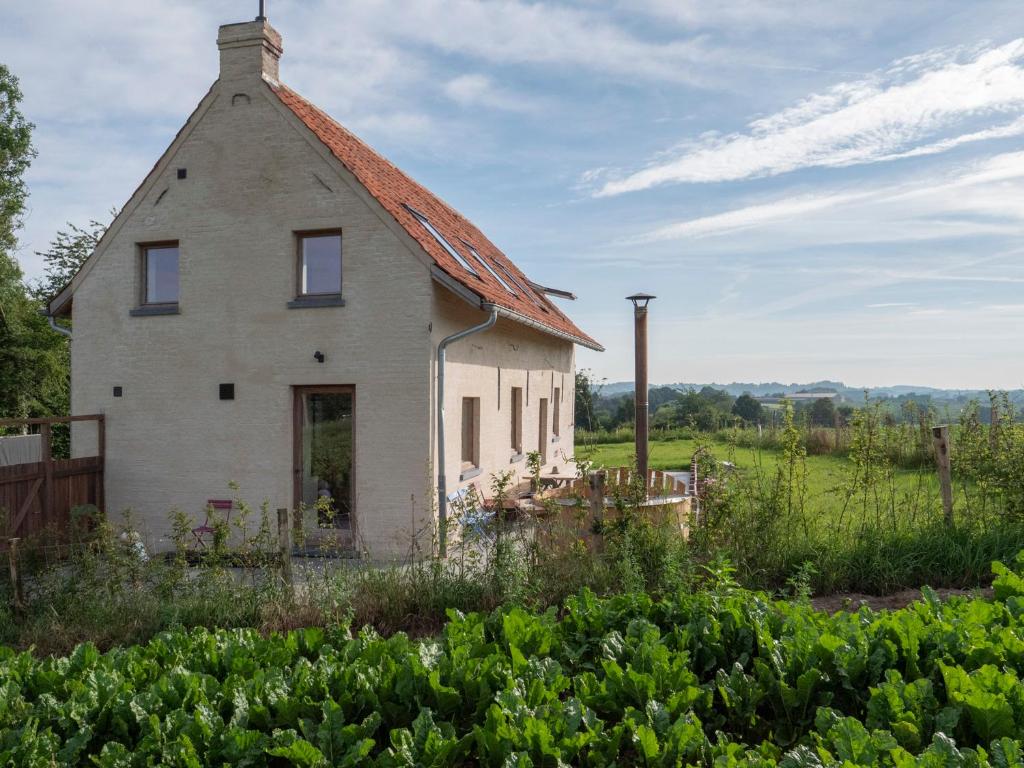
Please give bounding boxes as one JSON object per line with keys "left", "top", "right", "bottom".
{"left": 143, "top": 243, "right": 179, "bottom": 305}
{"left": 298, "top": 231, "right": 342, "bottom": 296}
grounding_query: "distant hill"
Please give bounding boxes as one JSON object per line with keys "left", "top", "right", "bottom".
{"left": 596, "top": 380, "right": 1024, "bottom": 404}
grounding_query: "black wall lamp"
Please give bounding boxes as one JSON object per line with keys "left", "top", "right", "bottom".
{"left": 314, "top": 351, "right": 325, "bottom": 363}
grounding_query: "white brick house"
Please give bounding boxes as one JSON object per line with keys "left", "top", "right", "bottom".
{"left": 46, "top": 16, "right": 601, "bottom": 557}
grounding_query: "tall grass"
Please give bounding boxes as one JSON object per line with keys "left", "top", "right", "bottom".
{"left": 691, "top": 400, "right": 1024, "bottom": 594}
{"left": 0, "top": 489, "right": 693, "bottom": 655}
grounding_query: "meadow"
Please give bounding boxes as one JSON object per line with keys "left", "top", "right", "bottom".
{"left": 577, "top": 402, "right": 1024, "bottom": 595}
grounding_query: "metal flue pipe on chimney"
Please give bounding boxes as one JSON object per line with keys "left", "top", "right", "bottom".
{"left": 627, "top": 293, "right": 655, "bottom": 496}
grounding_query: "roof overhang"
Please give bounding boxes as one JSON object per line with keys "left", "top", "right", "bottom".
{"left": 431, "top": 266, "right": 604, "bottom": 351}
{"left": 47, "top": 283, "right": 75, "bottom": 318}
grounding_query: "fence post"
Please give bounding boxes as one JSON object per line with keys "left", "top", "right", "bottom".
{"left": 41, "top": 423, "right": 53, "bottom": 523}
{"left": 276, "top": 508, "right": 293, "bottom": 586}
{"left": 931, "top": 426, "right": 954, "bottom": 527}
{"left": 588, "top": 470, "right": 606, "bottom": 519}
{"left": 7, "top": 538, "right": 24, "bottom": 611}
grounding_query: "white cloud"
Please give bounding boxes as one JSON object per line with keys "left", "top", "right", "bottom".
{"left": 443, "top": 74, "right": 533, "bottom": 113}
{"left": 630, "top": 150, "right": 1024, "bottom": 248}
{"left": 594, "top": 38, "right": 1024, "bottom": 195}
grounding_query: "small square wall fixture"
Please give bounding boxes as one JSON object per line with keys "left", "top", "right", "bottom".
{"left": 219, "top": 383, "right": 235, "bottom": 400}
{"left": 177, "top": 168, "right": 187, "bottom": 179}
{"left": 113, "top": 386, "right": 123, "bottom": 397}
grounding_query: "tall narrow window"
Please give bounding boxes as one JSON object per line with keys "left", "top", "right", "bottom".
{"left": 553, "top": 387, "right": 561, "bottom": 437}
{"left": 298, "top": 231, "right": 342, "bottom": 296}
{"left": 510, "top": 387, "right": 523, "bottom": 454}
{"left": 461, "top": 397, "right": 480, "bottom": 470}
{"left": 142, "top": 243, "right": 179, "bottom": 305}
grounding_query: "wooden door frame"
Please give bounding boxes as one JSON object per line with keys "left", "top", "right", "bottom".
{"left": 292, "top": 385, "right": 356, "bottom": 541}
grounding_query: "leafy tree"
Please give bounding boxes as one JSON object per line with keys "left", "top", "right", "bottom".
{"left": 0, "top": 64, "right": 34, "bottom": 258}
{"left": 0, "top": 65, "right": 69, "bottom": 420}
{"left": 0, "top": 254, "right": 68, "bottom": 419}
{"left": 732, "top": 393, "right": 763, "bottom": 424}
{"left": 809, "top": 397, "right": 837, "bottom": 427}
{"left": 574, "top": 369, "right": 597, "bottom": 431}
{"left": 30, "top": 216, "right": 108, "bottom": 302}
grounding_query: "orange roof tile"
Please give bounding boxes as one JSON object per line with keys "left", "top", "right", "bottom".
{"left": 270, "top": 82, "right": 601, "bottom": 351}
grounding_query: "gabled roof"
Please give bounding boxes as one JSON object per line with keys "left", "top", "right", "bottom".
{"left": 270, "top": 83, "right": 602, "bottom": 351}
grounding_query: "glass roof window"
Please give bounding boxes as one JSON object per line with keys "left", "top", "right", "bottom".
{"left": 464, "top": 242, "right": 517, "bottom": 296}
{"left": 405, "top": 205, "right": 479, "bottom": 277}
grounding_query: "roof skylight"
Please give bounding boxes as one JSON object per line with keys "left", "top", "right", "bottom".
{"left": 464, "top": 242, "right": 517, "bottom": 296}
{"left": 495, "top": 262, "right": 548, "bottom": 312}
{"left": 404, "top": 205, "right": 479, "bottom": 277}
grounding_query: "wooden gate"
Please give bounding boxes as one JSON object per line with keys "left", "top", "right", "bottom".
{"left": 0, "top": 415, "right": 104, "bottom": 546}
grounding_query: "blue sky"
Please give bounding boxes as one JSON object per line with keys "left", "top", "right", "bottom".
{"left": 5, "top": 0, "right": 1024, "bottom": 389}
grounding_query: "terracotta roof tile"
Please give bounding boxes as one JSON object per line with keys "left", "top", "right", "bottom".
{"left": 270, "top": 82, "right": 601, "bottom": 351}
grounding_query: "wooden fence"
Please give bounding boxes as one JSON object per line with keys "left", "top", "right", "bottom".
{"left": 0, "top": 415, "right": 104, "bottom": 547}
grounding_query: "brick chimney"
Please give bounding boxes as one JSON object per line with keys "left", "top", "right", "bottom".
{"left": 217, "top": 20, "right": 283, "bottom": 83}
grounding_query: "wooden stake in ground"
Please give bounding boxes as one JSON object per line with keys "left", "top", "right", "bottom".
{"left": 931, "top": 426, "right": 954, "bottom": 527}
{"left": 276, "top": 508, "right": 293, "bottom": 586}
{"left": 7, "top": 538, "right": 24, "bottom": 611}
{"left": 588, "top": 470, "right": 606, "bottom": 520}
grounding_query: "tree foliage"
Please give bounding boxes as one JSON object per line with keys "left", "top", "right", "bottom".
{"left": 731, "top": 393, "right": 763, "bottom": 424}
{"left": 0, "top": 63, "right": 34, "bottom": 257}
{"left": 809, "top": 397, "right": 837, "bottom": 427}
{"left": 574, "top": 369, "right": 597, "bottom": 432}
{"left": 30, "top": 216, "right": 107, "bottom": 302}
{"left": 0, "top": 65, "right": 75, "bottom": 420}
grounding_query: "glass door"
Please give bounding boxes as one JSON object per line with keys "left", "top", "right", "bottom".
{"left": 294, "top": 387, "right": 354, "bottom": 542}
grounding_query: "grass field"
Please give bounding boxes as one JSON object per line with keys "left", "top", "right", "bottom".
{"left": 577, "top": 435, "right": 948, "bottom": 522}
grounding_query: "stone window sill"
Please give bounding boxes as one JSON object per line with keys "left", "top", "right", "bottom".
{"left": 287, "top": 294, "right": 346, "bottom": 309}
{"left": 510, "top": 453, "right": 524, "bottom": 464}
{"left": 460, "top": 467, "right": 482, "bottom": 482}
{"left": 130, "top": 304, "right": 180, "bottom": 317}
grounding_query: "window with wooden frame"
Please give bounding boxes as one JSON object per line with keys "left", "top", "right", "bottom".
{"left": 510, "top": 387, "right": 523, "bottom": 455}
{"left": 131, "top": 242, "right": 180, "bottom": 316}
{"left": 143, "top": 242, "right": 180, "bottom": 305}
{"left": 553, "top": 387, "right": 561, "bottom": 438}
{"left": 296, "top": 228, "right": 344, "bottom": 296}
{"left": 461, "top": 397, "right": 480, "bottom": 472}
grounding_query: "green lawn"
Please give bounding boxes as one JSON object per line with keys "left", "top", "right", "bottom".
{"left": 577, "top": 436, "right": 950, "bottom": 527}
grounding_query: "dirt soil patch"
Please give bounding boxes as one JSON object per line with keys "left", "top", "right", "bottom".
{"left": 811, "top": 586, "right": 994, "bottom": 614}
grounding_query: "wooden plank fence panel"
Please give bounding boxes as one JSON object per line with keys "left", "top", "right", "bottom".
{"left": 0, "top": 416, "right": 104, "bottom": 548}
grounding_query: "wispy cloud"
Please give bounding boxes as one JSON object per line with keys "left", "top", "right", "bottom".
{"left": 630, "top": 150, "right": 1024, "bottom": 247}
{"left": 443, "top": 74, "right": 534, "bottom": 113}
{"left": 593, "top": 38, "right": 1024, "bottom": 195}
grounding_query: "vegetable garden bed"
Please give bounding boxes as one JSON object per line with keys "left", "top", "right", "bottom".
{"left": 5, "top": 555, "right": 1024, "bottom": 765}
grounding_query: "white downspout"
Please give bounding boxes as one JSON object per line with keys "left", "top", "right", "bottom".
{"left": 436, "top": 304, "right": 498, "bottom": 557}
{"left": 47, "top": 315, "right": 73, "bottom": 338}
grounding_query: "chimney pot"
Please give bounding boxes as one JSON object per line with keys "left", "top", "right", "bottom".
{"left": 217, "top": 20, "right": 282, "bottom": 83}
